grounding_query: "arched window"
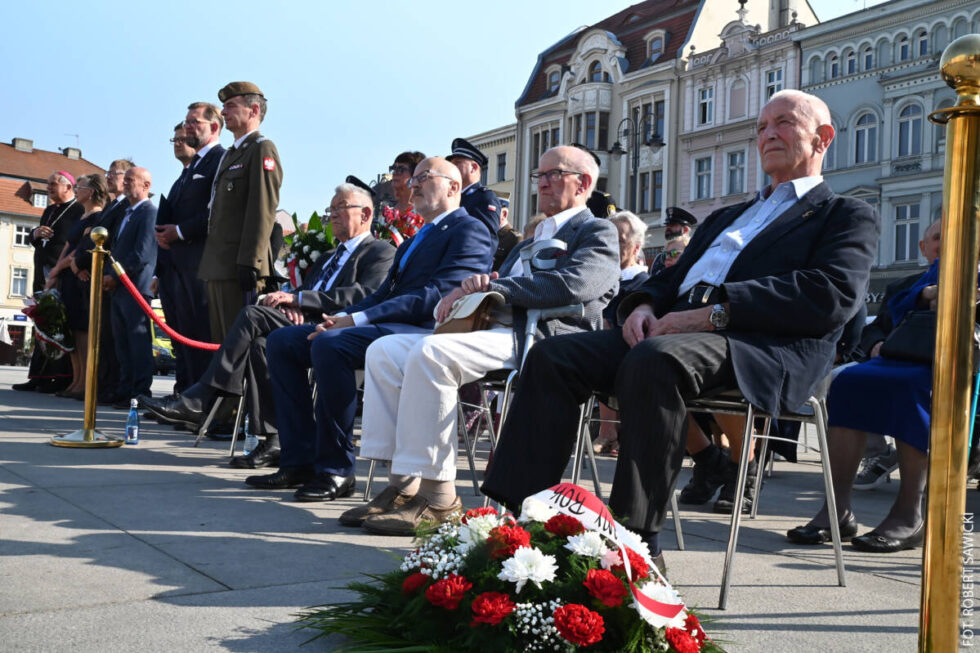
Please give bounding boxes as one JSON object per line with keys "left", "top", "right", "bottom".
{"left": 854, "top": 113, "right": 877, "bottom": 164}
{"left": 809, "top": 57, "right": 823, "bottom": 83}
{"left": 935, "top": 98, "right": 955, "bottom": 144}
{"left": 953, "top": 17, "right": 969, "bottom": 39}
{"left": 915, "top": 30, "right": 928, "bottom": 57}
{"left": 829, "top": 53, "right": 840, "bottom": 78}
{"left": 862, "top": 46, "right": 874, "bottom": 70}
{"left": 547, "top": 70, "right": 560, "bottom": 93}
{"left": 846, "top": 51, "right": 857, "bottom": 75}
{"left": 898, "top": 35, "right": 910, "bottom": 61}
{"left": 649, "top": 36, "right": 664, "bottom": 59}
{"left": 897, "top": 104, "right": 923, "bottom": 157}
{"left": 729, "top": 80, "right": 747, "bottom": 119}
{"left": 588, "top": 61, "right": 608, "bottom": 82}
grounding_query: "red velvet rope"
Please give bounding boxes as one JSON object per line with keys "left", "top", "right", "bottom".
{"left": 111, "top": 259, "right": 220, "bottom": 351}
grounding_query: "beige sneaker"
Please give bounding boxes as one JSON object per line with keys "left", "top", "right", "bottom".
{"left": 338, "top": 486, "right": 413, "bottom": 527}
{"left": 362, "top": 495, "right": 463, "bottom": 536}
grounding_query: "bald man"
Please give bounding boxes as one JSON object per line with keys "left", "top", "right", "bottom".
{"left": 482, "top": 90, "right": 880, "bottom": 568}
{"left": 341, "top": 145, "right": 621, "bottom": 535}
{"left": 247, "top": 157, "right": 495, "bottom": 502}
{"left": 103, "top": 166, "right": 159, "bottom": 405}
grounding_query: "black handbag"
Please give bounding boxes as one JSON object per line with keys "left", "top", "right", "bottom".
{"left": 880, "top": 309, "right": 980, "bottom": 364}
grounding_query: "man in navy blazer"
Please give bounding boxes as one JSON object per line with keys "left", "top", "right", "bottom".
{"left": 102, "top": 167, "right": 159, "bottom": 406}
{"left": 482, "top": 90, "right": 881, "bottom": 566}
{"left": 154, "top": 103, "right": 226, "bottom": 392}
{"left": 246, "top": 157, "right": 494, "bottom": 500}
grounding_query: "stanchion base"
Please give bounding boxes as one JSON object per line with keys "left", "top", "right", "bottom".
{"left": 50, "top": 428, "right": 124, "bottom": 448}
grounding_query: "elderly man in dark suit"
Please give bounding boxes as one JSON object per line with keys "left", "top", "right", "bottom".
{"left": 102, "top": 167, "right": 158, "bottom": 406}
{"left": 140, "top": 181, "right": 395, "bottom": 467}
{"left": 246, "top": 157, "right": 494, "bottom": 502}
{"left": 342, "top": 145, "right": 620, "bottom": 535}
{"left": 154, "top": 103, "right": 226, "bottom": 392}
{"left": 481, "top": 90, "right": 881, "bottom": 567}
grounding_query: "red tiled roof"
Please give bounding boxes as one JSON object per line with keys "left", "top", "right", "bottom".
{"left": 0, "top": 141, "right": 105, "bottom": 184}
{"left": 0, "top": 178, "right": 44, "bottom": 218}
{"left": 518, "top": 0, "right": 700, "bottom": 107}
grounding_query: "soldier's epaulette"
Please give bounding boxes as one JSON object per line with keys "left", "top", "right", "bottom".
{"left": 255, "top": 136, "right": 267, "bottom": 143}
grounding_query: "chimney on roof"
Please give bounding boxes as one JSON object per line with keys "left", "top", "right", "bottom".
{"left": 12, "top": 138, "right": 33, "bottom": 152}
{"left": 64, "top": 147, "right": 81, "bottom": 160}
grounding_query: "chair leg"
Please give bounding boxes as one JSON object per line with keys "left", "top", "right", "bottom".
{"left": 457, "top": 403, "right": 482, "bottom": 496}
{"left": 364, "top": 459, "right": 376, "bottom": 501}
{"left": 571, "top": 395, "right": 597, "bottom": 486}
{"left": 718, "top": 405, "right": 756, "bottom": 609}
{"left": 227, "top": 390, "right": 247, "bottom": 457}
{"left": 813, "top": 397, "right": 846, "bottom": 587}
{"left": 194, "top": 397, "right": 224, "bottom": 448}
{"left": 670, "top": 492, "right": 685, "bottom": 551}
{"left": 750, "top": 418, "right": 770, "bottom": 520}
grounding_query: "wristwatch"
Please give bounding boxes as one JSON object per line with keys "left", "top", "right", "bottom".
{"left": 709, "top": 304, "right": 729, "bottom": 330}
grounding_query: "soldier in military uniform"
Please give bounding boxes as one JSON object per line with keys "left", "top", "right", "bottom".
{"left": 198, "top": 81, "right": 283, "bottom": 342}
{"left": 446, "top": 137, "right": 502, "bottom": 246}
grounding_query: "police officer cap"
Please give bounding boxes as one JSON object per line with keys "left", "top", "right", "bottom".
{"left": 570, "top": 142, "right": 601, "bottom": 167}
{"left": 345, "top": 175, "right": 376, "bottom": 198}
{"left": 447, "top": 138, "right": 488, "bottom": 168}
{"left": 587, "top": 190, "right": 616, "bottom": 218}
{"left": 499, "top": 198, "right": 510, "bottom": 209}
{"left": 218, "top": 81, "right": 265, "bottom": 103}
{"left": 665, "top": 206, "right": 698, "bottom": 227}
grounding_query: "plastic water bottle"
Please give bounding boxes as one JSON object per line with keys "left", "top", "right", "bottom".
{"left": 242, "top": 415, "right": 259, "bottom": 456}
{"left": 125, "top": 399, "right": 140, "bottom": 445}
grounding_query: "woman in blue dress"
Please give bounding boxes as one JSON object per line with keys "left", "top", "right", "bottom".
{"left": 787, "top": 257, "right": 955, "bottom": 553}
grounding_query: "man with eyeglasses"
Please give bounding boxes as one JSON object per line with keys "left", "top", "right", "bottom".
{"left": 141, "top": 181, "right": 395, "bottom": 468}
{"left": 245, "top": 157, "right": 494, "bottom": 502}
{"left": 198, "top": 81, "right": 283, "bottom": 343}
{"left": 153, "top": 104, "right": 227, "bottom": 393}
{"left": 340, "top": 145, "right": 620, "bottom": 535}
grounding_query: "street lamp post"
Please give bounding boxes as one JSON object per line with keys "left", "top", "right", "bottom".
{"left": 608, "top": 116, "right": 664, "bottom": 212}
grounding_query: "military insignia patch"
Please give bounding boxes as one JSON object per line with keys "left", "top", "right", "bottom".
{"left": 263, "top": 157, "right": 276, "bottom": 171}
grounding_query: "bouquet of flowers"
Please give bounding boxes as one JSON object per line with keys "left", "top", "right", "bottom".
{"left": 284, "top": 211, "right": 336, "bottom": 289}
{"left": 375, "top": 204, "right": 424, "bottom": 247}
{"left": 22, "top": 289, "right": 73, "bottom": 359}
{"left": 299, "top": 483, "right": 724, "bottom": 652}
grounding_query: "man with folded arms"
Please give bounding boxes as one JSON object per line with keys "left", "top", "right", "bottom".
{"left": 245, "top": 157, "right": 494, "bottom": 501}
{"left": 341, "top": 145, "right": 620, "bottom": 535}
{"left": 481, "top": 90, "right": 880, "bottom": 568}
{"left": 140, "top": 181, "right": 394, "bottom": 468}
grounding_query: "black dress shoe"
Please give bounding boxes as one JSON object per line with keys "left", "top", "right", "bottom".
{"left": 851, "top": 522, "right": 924, "bottom": 553}
{"left": 245, "top": 467, "right": 314, "bottom": 489}
{"left": 294, "top": 473, "right": 356, "bottom": 502}
{"left": 713, "top": 459, "right": 760, "bottom": 514}
{"left": 230, "top": 437, "right": 281, "bottom": 469}
{"left": 140, "top": 393, "right": 204, "bottom": 429}
{"left": 679, "top": 446, "right": 729, "bottom": 505}
{"left": 787, "top": 513, "right": 859, "bottom": 545}
{"left": 12, "top": 379, "right": 41, "bottom": 392}
{"left": 37, "top": 379, "right": 70, "bottom": 394}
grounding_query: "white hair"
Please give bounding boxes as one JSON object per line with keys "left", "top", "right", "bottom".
{"left": 334, "top": 183, "right": 374, "bottom": 212}
{"left": 610, "top": 210, "right": 647, "bottom": 247}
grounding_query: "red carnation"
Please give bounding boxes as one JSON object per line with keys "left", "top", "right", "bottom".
{"left": 612, "top": 547, "right": 650, "bottom": 582}
{"left": 425, "top": 574, "right": 472, "bottom": 610}
{"left": 685, "top": 613, "right": 706, "bottom": 646}
{"left": 462, "top": 507, "right": 499, "bottom": 524}
{"left": 666, "top": 627, "right": 701, "bottom": 653}
{"left": 583, "top": 568, "right": 629, "bottom": 607}
{"left": 401, "top": 572, "right": 429, "bottom": 595}
{"left": 544, "top": 514, "right": 586, "bottom": 537}
{"left": 486, "top": 525, "right": 531, "bottom": 560}
{"left": 469, "top": 591, "right": 515, "bottom": 627}
{"left": 553, "top": 603, "right": 605, "bottom": 647}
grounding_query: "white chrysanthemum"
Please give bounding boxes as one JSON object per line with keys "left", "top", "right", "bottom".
{"left": 498, "top": 546, "right": 558, "bottom": 593}
{"left": 309, "top": 250, "right": 322, "bottom": 262}
{"left": 317, "top": 231, "right": 326, "bottom": 241}
{"left": 632, "top": 581, "right": 686, "bottom": 629}
{"left": 518, "top": 497, "right": 558, "bottom": 524}
{"left": 456, "top": 514, "right": 502, "bottom": 552}
{"left": 303, "top": 245, "right": 311, "bottom": 253}
{"left": 616, "top": 527, "right": 652, "bottom": 562}
{"left": 564, "top": 531, "right": 609, "bottom": 558}
{"left": 298, "top": 259, "right": 308, "bottom": 269}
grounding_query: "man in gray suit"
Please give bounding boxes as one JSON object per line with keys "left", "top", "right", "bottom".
{"left": 341, "top": 145, "right": 620, "bottom": 535}
{"left": 140, "top": 182, "right": 394, "bottom": 467}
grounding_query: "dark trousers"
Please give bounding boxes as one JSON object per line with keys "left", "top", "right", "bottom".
{"left": 481, "top": 329, "right": 735, "bottom": 535}
{"left": 267, "top": 322, "right": 426, "bottom": 477}
{"left": 110, "top": 289, "right": 154, "bottom": 398}
{"left": 98, "top": 293, "right": 120, "bottom": 400}
{"left": 199, "top": 304, "right": 295, "bottom": 435}
{"left": 158, "top": 264, "right": 212, "bottom": 393}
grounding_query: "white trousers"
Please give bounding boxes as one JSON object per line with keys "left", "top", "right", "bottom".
{"left": 360, "top": 328, "right": 517, "bottom": 481}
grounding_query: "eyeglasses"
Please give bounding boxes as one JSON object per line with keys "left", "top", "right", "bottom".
{"left": 407, "top": 170, "right": 454, "bottom": 188}
{"left": 105, "top": 170, "right": 125, "bottom": 177}
{"left": 389, "top": 164, "right": 413, "bottom": 175}
{"left": 665, "top": 249, "right": 683, "bottom": 259}
{"left": 530, "top": 169, "right": 583, "bottom": 184}
{"left": 183, "top": 118, "right": 209, "bottom": 127}
{"left": 324, "top": 204, "right": 366, "bottom": 217}
{"left": 169, "top": 137, "right": 186, "bottom": 144}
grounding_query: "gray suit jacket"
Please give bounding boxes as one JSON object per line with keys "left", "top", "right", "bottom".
{"left": 298, "top": 236, "right": 395, "bottom": 317}
{"left": 489, "top": 208, "right": 620, "bottom": 359}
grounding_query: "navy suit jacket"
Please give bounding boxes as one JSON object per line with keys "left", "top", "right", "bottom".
{"left": 345, "top": 207, "right": 494, "bottom": 328}
{"left": 156, "top": 144, "right": 225, "bottom": 274}
{"left": 111, "top": 200, "right": 159, "bottom": 297}
{"left": 619, "top": 182, "right": 880, "bottom": 416}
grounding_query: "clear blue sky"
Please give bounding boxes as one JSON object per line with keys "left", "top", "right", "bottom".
{"left": 0, "top": 0, "right": 880, "bottom": 220}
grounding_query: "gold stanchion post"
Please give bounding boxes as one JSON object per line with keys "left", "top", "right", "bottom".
{"left": 50, "top": 226, "right": 123, "bottom": 447}
{"left": 919, "top": 34, "right": 980, "bottom": 651}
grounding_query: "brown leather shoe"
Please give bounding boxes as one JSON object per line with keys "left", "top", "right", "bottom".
{"left": 362, "top": 495, "right": 462, "bottom": 536}
{"left": 338, "top": 486, "right": 414, "bottom": 527}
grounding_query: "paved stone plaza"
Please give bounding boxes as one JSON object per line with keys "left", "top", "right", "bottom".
{"left": 1, "top": 365, "right": 971, "bottom": 651}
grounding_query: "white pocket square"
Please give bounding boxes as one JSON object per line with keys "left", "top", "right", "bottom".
{"left": 192, "top": 173, "right": 206, "bottom": 180}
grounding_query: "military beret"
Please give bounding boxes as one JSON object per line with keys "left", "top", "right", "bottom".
{"left": 447, "top": 137, "right": 488, "bottom": 167}
{"left": 218, "top": 81, "right": 265, "bottom": 103}
{"left": 665, "top": 206, "right": 698, "bottom": 226}
{"left": 345, "top": 175, "right": 376, "bottom": 198}
{"left": 570, "top": 142, "right": 601, "bottom": 168}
